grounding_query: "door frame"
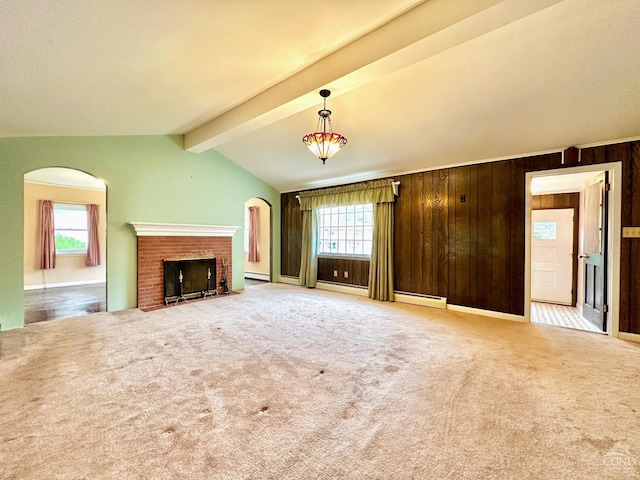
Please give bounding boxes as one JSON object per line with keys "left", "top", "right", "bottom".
{"left": 243, "top": 197, "right": 273, "bottom": 284}
{"left": 524, "top": 162, "right": 622, "bottom": 336}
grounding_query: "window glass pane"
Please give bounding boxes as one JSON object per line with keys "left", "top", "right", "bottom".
{"left": 533, "top": 222, "right": 557, "bottom": 240}
{"left": 54, "top": 204, "right": 85, "bottom": 229}
{"left": 346, "top": 228, "right": 355, "bottom": 240}
{"left": 316, "top": 203, "right": 373, "bottom": 257}
{"left": 54, "top": 203, "right": 88, "bottom": 252}
{"left": 56, "top": 229, "right": 88, "bottom": 248}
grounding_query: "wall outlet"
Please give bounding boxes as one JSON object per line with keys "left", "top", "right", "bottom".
{"left": 344, "top": 271, "right": 349, "bottom": 278}
{"left": 333, "top": 270, "right": 338, "bottom": 277}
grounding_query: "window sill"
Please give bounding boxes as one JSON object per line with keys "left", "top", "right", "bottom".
{"left": 56, "top": 250, "right": 87, "bottom": 256}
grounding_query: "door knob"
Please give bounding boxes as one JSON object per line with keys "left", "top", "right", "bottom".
{"left": 579, "top": 255, "right": 590, "bottom": 259}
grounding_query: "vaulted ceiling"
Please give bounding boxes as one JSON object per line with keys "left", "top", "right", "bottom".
{"left": 2, "top": 0, "right": 639, "bottom": 191}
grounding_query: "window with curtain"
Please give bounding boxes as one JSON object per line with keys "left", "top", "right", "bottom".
{"left": 317, "top": 203, "right": 373, "bottom": 256}
{"left": 297, "top": 178, "right": 397, "bottom": 300}
{"left": 54, "top": 203, "right": 88, "bottom": 254}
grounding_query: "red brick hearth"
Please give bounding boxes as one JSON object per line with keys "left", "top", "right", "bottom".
{"left": 129, "top": 222, "right": 238, "bottom": 310}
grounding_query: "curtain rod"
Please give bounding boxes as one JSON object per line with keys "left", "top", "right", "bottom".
{"left": 45, "top": 200, "right": 93, "bottom": 206}
{"left": 294, "top": 181, "right": 400, "bottom": 200}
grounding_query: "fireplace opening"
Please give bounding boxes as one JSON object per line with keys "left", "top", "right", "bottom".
{"left": 164, "top": 258, "right": 217, "bottom": 305}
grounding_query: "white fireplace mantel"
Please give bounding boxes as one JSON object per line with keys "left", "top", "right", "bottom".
{"left": 128, "top": 222, "right": 240, "bottom": 237}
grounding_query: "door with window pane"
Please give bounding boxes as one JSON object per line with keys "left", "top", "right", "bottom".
{"left": 531, "top": 209, "right": 574, "bottom": 304}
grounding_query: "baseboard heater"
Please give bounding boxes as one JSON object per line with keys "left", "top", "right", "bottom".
{"left": 164, "top": 258, "right": 217, "bottom": 305}
{"left": 394, "top": 291, "right": 447, "bottom": 309}
{"left": 245, "top": 272, "right": 270, "bottom": 281}
{"left": 278, "top": 277, "right": 447, "bottom": 309}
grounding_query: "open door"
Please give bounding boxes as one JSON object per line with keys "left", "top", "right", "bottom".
{"left": 581, "top": 172, "right": 608, "bottom": 331}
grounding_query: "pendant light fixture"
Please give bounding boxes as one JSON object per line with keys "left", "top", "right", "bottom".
{"left": 302, "top": 89, "right": 347, "bottom": 164}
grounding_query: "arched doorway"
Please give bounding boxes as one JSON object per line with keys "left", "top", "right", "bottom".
{"left": 244, "top": 197, "right": 272, "bottom": 287}
{"left": 23, "top": 167, "right": 107, "bottom": 323}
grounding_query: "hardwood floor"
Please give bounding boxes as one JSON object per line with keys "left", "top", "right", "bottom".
{"left": 24, "top": 283, "right": 106, "bottom": 324}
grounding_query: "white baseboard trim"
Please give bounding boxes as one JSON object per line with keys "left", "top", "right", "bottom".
{"left": 275, "top": 280, "right": 523, "bottom": 322}
{"left": 24, "top": 279, "right": 106, "bottom": 291}
{"left": 316, "top": 281, "right": 369, "bottom": 297}
{"left": 245, "top": 272, "right": 270, "bottom": 281}
{"left": 618, "top": 332, "right": 640, "bottom": 343}
{"left": 447, "top": 304, "right": 526, "bottom": 322}
{"left": 395, "top": 292, "right": 447, "bottom": 309}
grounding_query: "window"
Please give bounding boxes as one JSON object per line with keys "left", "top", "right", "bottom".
{"left": 54, "top": 203, "right": 88, "bottom": 254}
{"left": 317, "top": 204, "right": 373, "bottom": 256}
{"left": 533, "top": 221, "right": 557, "bottom": 240}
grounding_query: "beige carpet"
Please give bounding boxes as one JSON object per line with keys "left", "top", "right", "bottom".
{"left": 1, "top": 283, "right": 639, "bottom": 479}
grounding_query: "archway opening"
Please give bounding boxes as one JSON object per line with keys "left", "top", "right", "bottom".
{"left": 244, "top": 197, "right": 272, "bottom": 287}
{"left": 23, "top": 167, "right": 107, "bottom": 324}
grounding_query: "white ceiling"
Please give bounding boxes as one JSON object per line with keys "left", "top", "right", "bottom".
{"left": 531, "top": 170, "right": 601, "bottom": 194}
{"left": 3, "top": 0, "right": 639, "bottom": 192}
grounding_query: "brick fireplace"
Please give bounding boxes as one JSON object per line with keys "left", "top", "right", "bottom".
{"left": 129, "top": 222, "right": 239, "bottom": 310}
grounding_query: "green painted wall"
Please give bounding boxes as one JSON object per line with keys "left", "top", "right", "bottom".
{"left": 0, "top": 135, "right": 281, "bottom": 331}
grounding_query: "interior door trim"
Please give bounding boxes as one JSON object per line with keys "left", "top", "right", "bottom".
{"left": 524, "top": 162, "right": 622, "bottom": 337}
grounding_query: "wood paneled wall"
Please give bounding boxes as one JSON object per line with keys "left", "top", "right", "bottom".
{"left": 393, "top": 157, "right": 550, "bottom": 315}
{"left": 317, "top": 258, "right": 369, "bottom": 286}
{"left": 394, "top": 169, "right": 449, "bottom": 298}
{"left": 615, "top": 142, "right": 640, "bottom": 334}
{"left": 280, "top": 192, "right": 302, "bottom": 277}
{"left": 281, "top": 141, "right": 640, "bottom": 333}
{"left": 531, "top": 193, "right": 580, "bottom": 210}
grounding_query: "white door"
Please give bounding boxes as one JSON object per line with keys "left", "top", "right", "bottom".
{"left": 531, "top": 209, "right": 574, "bottom": 304}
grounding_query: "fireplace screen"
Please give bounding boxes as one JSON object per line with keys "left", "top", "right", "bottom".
{"left": 163, "top": 258, "right": 216, "bottom": 304}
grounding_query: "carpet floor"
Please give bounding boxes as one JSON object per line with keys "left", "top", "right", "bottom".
{"left": 1, "top": 283, "right": 639, "bottom": 479}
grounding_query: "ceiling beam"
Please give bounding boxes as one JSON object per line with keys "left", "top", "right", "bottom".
{"left": 184, "top": 0, "right": 564, "bottom": 153}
